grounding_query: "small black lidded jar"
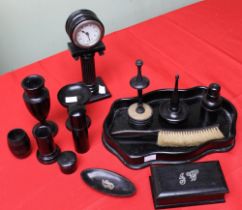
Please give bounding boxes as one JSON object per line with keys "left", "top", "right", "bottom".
{"left": 7, "top": 128, "right": 31, "bottom": 158}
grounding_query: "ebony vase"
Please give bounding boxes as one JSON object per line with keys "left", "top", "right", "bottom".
{"left": 21, "top": 74, "right": 58, "bottom": 136}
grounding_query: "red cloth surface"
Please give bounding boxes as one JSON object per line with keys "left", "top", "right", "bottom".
{"left": 1, "top": 0, "right": 242, "bottom": 209}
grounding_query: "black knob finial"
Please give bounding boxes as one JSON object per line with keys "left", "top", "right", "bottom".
{"left": 135, "top": 59, "right": 143, "bottom": 68}
{"left": 130, "top": 59, "right": 149, "bottom": 90}
{"left": 135, "top": 59, "right": 143, "bottom": 82}
{"left": 207, "top": 83, "right": 221, "bottom": 99}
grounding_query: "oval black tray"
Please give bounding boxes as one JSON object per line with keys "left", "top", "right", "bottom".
{"left": 81, "top": 168, "right": 136, "bottom": 197}
{"left": 102, "top": 86, "right": 237, "bottom": 169}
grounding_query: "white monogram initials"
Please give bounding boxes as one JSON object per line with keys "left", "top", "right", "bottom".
{"left": 101, "top": 179, "right": 115, "bottom": 190}
{"left": 179, "top": 172, "right": 186, "bottom": 185}
{"left": 178, "top": 169, "right": 199, "bottom": 185}
{"left": 186, "top": 169, "right": 199, "bottom": 182}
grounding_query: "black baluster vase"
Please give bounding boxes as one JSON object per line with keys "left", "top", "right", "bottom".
{"left": 21, "top": 74, "right": 58, "bottom": 137}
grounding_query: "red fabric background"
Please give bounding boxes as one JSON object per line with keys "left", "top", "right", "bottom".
{"left": 0, "top": 0, "right": 242, "bottom": 209}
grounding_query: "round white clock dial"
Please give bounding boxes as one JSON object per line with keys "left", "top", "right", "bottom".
{"left": 72, "top": 20, "right": 103, "bottom": 48}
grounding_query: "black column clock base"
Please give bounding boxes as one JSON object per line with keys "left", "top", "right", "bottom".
{"left": 68, "top": 42, "right": 111, "bottom": 103}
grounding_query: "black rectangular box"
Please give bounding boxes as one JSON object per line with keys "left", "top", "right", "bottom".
{"left": 150, "top": 161, "right": 228, "bottom": 209}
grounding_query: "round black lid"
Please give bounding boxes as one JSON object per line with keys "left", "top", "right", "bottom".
{"left": 57, "top": 151, "right": 77, "bottom": 174}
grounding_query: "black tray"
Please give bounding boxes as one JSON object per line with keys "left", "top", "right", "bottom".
{"left": 102, "top": 86, "right": 237, "bottom": 169}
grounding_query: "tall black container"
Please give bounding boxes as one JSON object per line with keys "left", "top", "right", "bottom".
{"left": 69, "top": 104, "right": 89, "bottom": 153}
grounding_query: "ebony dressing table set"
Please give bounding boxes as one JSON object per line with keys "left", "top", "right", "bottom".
{"left": 6, "top": 9, "right": 237, "bottom": 209}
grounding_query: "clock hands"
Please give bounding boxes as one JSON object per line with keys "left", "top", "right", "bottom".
{"left": 81, "top": 30, "right": 90, "bottom": 41}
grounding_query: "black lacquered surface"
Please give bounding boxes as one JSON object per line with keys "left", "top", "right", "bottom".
{"left": 81, "top": 168, "right": 136, "bottom": 197}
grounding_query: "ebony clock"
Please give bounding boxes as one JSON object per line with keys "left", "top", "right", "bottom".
{"left": 66, "top": 9, "right": 111, "bottom": 102}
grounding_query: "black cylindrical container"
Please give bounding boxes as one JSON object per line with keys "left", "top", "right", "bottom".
{"left": 69, "top": 104, "right": 89, "bottom": 153}
{"left": 201, "top": 83, "right": 222, "bottom": 125}
{"left": 202, "top": 83, "right": 222, "bottom": 110}
{"left": 33, "top": 125, "right": 60, "bottom": 164}
{"left": 7, "top": 128, "right": 31, "bottom": 158}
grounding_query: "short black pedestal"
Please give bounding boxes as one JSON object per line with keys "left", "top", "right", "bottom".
{"left": 88, "top": 76, "right": 111, "bottom": 103}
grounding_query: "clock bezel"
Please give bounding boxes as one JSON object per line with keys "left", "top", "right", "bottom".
{"left": 72, "top": 19, "right": 104, "bottom": 49}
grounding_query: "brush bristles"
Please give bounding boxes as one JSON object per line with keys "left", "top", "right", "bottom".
{"left": 157, "top": 126, "right": 224, "bottom": 147}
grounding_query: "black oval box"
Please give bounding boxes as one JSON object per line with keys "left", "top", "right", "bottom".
{"left": 149, "top": 161, "right": 228, "bottom": 209}
{"left": 81, "top": 168, "right": 136, "bottom": 197}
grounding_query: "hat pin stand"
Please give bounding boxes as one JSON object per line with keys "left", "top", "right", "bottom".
{"left": 127, "top": 59, "right": 153, "bottom": 128}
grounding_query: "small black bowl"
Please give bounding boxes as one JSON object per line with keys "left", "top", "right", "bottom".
{"left": 57, "top": 82, "right": 91, "bottom": 108}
